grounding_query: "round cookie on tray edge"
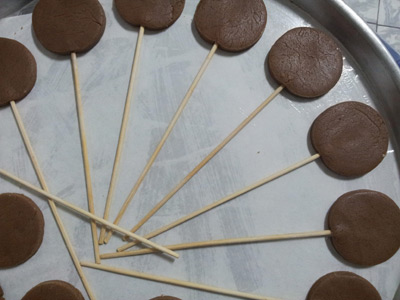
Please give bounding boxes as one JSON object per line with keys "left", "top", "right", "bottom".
{"left": 307, "top": 271, "right": 381, "bottom": 300}
{"left": 328, "top": 189, "right": 400, "bottom": 266}
{"left": 0, "top": 38, "right": 37, "bottom": 107}
{"left": 0, "top": 193, "right": 44, "bottom": 268}
{"left": 311, "top": 101, "right": 389, "bottom": 177}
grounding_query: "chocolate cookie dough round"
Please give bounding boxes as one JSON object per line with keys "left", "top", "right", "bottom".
{"left": 0, "top": 38, "right": 37, "bottom": 107}
{"left": 115, "top": 0, "right": 185, "bottom": 30}
{"left": 0, "top": 284, "right": 4, "bottom": 300}
{"left": 151, "top": 297, "right": 181, "bottom": 300}
{"left": 268, "top": 27, "right": 343, "bottom": 98}
{"left": 311, "top": 101, "right": 389, "bottom": 177}
{"left": 328, "top": 190, "right": 400, "bottom": 266}
{"left": 32, "top": 0, "right": 106, "bottom": 55}
{"left": 0, "top": 193, "right": 44, "bottom": 268}
{"left": 307, "top": 272, "right": 381, "bottom": 300}
{"left": 194, "top": 0, "right": 267, "bottom": 52}
{"left": 22, "top": 280, "right": 84, "bottom": 300}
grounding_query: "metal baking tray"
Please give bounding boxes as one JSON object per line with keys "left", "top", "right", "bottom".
{"left": 0, "top": 0, "right": 399, "bottom": 299}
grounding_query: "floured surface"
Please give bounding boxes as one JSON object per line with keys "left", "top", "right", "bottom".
{"left": 0, "top": 1, "right": 399, "bottom": 300}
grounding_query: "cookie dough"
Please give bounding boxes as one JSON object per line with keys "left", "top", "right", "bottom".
{"left": 0, "top": 193, "right": 44, "bottom": 268}
{"left": 32, "top": 0, "right": 106, "bottom": 55}
{"left": 0, "top": 284, "right": 4, "bottom": 300}
{"left": 307, "top": 271, "right": 381, "bottom": 300}
{"left": 328, "top": 190, "right": 400, "bottom": 266}
{"left": 22, "top": 280, "right": 84, "bottom": 300}
{"left": 0, "top": 38, "right": 37, "bottom": 107}
{"left": 194, "top": 0, "right": 267, "bottom": 52}
{"left": 151, "top": 297, "right": 181, "bottom": 300}
{"left": 115, "top": 0, "right": 185, "bottom": 30}
{"left": 268, "top": 27, "right": 343, "bottom": 98}
{"left": 311, "top": 101, "right": 389, "bottom": 177}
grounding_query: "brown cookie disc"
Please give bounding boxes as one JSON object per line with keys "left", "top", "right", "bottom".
{"left": 151, "top": 297, "right": 181, "bottom": 300}
{"left": 0, "top": 284, "right": 4, "bottom": 300}
{"left": 311, "top": 101, "right": 389, "bottom": 177}
{"left": 194, "top": 0, "right": 267, "bottom": 52}
{"left": 32, "top": 0, "right": 106, "bottom": 55}
{"left": 0, "top": 193, "right": 44, "bottom": 268}
{"left": 268, "top": 27, "right": 343, "bottom": 98}
{"left": 22, "top": 280, "right": 84, "bottom": 300}
{"left": 115, "top": 0, "right": 185, "bottom": 30}
{"left": 328, "top": 190, "right": 400, "bottom": 266}
{"left": 0, "top": 38, "right": 37, "bottom": 107}
{"left": 307, "top": 271, "right": 381, "bottom": 300}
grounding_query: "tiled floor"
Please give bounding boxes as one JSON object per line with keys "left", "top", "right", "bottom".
{"left": 344, "top": 0, "right": 400, "bottom": 53}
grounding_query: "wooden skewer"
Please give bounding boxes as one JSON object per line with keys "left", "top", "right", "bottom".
{"left": 103, "top": 43, "right": 219, "bottom": 243}
{"left": 117, "top": 154, "right": 320, "bottom": 252}
{"left": 99, "top": 26, "right": 145, "bottom": 244}
{"left": 0, "top": 168, "right": 179, "bottom": 259}
{"left": 80, "top": 261, "right": 281, "bottom": 300}
{"left": 102, "top": 230, "right": 331, "bottom": 259}
{"left": 126, "top": 85, "right": 285, "bottom": 236}
{"left": 10, "top": 101, "right": 97, "bottom": 300}
{"left": 70, "top": 52, "right": 100, "bottom": 263}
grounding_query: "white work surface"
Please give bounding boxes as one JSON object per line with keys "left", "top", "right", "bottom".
{"left": 0, "top": 0, "right": 399, "bottom": 299}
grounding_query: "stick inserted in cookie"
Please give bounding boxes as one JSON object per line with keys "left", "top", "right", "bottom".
{"left": 123, "top": 26, "right": 344, "bottom": 238}
{"left": 32, "top": 0, "right": 108, "bottom": 263}
{"left": 100, "top": 0, "right": 187, "bottom": 244}
{"left": 105, "top": 0, "right": 269, "bottom": 243}
{"left": 0, "top": 168, "right": 179, "bottom": 259}
{"left": 108, "top": 189, "right": 400, "bottom": 269}
{"left": 0, "top": 37, "right": 96, "bottom": 299}
{"left": 117, "top": 100, "right": 390, "bottom": 252}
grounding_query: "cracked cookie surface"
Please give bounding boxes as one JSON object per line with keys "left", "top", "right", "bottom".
{"left": 268, "top": 27, "right": 343, "bottom": 98}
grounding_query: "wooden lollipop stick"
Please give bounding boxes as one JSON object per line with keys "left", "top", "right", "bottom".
{"left": 99, "top": 26, "right": 145, "bottom": 244}
{"left": 117, "top": 154, "right": 320, "bottom": 252}
{"left": 102, "top": 230, "right": 331, "bottom": 259}
{"left": 70, "top": 52, "right": 100, "bottom": 263}
{"left": 80, "top": 261, "right": 280, "bottom": 300}
{"left": 127, "top": 85, "right": 285, "bottom": 235}
{"left": 10, "top": 101, "right": 97, "bottom": 300}
{"left": 103, "top": 43, "right": 219, "bottom": 243}
{"left": 0, "top": 168, "right": 179, "bottom": 259}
